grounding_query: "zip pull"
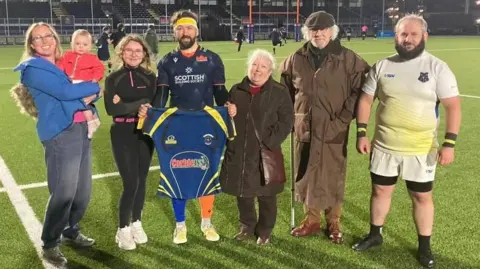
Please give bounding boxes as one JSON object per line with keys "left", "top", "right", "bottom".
{"left": 129, "top": 71, "right": 134, "bottom": 87}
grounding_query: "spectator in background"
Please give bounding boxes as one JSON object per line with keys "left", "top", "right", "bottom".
{"left": 269, "top": 28, "right": 282, "bottom": 55}
{"left": 346, "top": 25, "right": 352, "bottom": 41}
{"left": 361, "top": 24, "right": 368, "bottom": 40}
{"left": 96, "top": 26, "right": 112, "bottom": 72}
{"left": 236, "top": 26, "right": 245, "bottom": 52}
{"left": 12, "top": 22, "right": 100, "bottom": 267}
{"left": 144, "top": 25, "right": 159, "bottom": 62}
{"left": 111, "top": 23, "right": 126, "bottom": 49}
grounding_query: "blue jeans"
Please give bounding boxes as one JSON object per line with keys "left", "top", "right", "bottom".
{"left": 41, "top": 123, "right": 92, "bottom": 249}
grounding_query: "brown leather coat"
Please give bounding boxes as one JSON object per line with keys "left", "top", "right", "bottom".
{"left": 279, "top": 40, "right": 369, "bottom": 209}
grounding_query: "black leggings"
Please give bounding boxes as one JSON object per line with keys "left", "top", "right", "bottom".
{"left": 110, "top": 122, "right": 154, "bottom": 228}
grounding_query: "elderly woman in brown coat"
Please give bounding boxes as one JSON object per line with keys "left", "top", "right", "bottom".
{"left": 220, "top": 49, "right": 293, "bottom": 245}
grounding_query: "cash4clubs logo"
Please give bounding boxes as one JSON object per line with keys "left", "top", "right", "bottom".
{"left": 170, "top": 152, "right": 210, "bottom": 171}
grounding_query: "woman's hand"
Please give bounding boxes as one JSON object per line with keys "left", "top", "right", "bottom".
{"left": 138, "top": 103, "right": 152, "bottom": 118}
{"left": 113, "top": 94, "right": 121, "bottom": 104}
{"left": 225, "top": 101, "right": 237, "bottom": 118}
{"left": 83, "top": 94, "right": 97, "bottom": 105}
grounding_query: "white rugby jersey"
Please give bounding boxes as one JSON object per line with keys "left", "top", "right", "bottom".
{"left": 362, "top": 51, "right": 459, "bottom": 155}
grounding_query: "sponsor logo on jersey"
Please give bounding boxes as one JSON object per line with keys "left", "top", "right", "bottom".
{"left": 174, "top": 74, "right": 206, "bottom": 84}
{"left": 196, "top": 55, "right": 208, "bottom": 62}
{"left": 170, "top": 155, "right": 209, "bottom": 170}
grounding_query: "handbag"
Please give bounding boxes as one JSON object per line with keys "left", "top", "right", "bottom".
{"left": 251, "top": 116, "right": 286, "bottom": 185}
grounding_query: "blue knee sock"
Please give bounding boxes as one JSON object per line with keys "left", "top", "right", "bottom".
{"left": 172, "top": 199, "right": 187, "bottom": 223}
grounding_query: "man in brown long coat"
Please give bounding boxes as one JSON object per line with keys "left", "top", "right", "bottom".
{"left": 279, "top": 11, "right": 369, "bottom": 243}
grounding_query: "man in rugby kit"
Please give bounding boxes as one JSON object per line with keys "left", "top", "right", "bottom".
{"left": 141, "top": 10, "right": 235, "bottom": 244}
{"left": 352, "top": 15, "right": 461, "bottom": 269}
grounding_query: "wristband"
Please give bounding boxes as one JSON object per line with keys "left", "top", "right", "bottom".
{"left": 357, "top": 123, "right": 367, "bottom": 138}
{"left": 442, "top": 132, "right": 457, "bottom": 148}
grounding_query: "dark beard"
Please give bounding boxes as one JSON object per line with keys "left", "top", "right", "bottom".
{"left": 178, "top": 36, "right": 195, "bottom": 50}
{"left": 395, "top": 38, "right": 425, "bottom": 60}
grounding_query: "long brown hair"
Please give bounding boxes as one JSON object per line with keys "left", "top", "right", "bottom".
{"left": 11, "top": 22, "right": 62, "bottom": 119}
{"left": 111, "top": 34, "right": 155, "bottom": 73}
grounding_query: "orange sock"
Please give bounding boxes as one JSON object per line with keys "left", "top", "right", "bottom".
{"left": 199, "top": 195, "right": 214, "bottom": 219}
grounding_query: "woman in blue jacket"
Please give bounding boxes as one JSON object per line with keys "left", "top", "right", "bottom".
{"left": 11, "top": 22, "right": 101, "bottom": 267}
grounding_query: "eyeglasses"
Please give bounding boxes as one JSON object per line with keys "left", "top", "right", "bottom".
{"left": 124, "top": 49, "right": 145, "bottom": 55}
{"left": 31, "top": 33, "right": 54, "bottom": 44}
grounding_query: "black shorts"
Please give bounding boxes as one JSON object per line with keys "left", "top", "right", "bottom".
{"left": 371, "top": 172, "right": 433, "bottom": 193}
{"left": 97, "top": 50, "right": 110, "bottom": 61}
{"left": 272, "top": 40, "right": 281, "bottom": 46}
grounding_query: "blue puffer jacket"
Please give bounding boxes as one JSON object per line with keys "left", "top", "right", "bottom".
{"left": 14, "top": 56, "right": 101, "bottom": 142}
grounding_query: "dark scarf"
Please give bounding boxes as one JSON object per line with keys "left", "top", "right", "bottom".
{"left": 307, "top": 39, "right": 341, "bottom": 70}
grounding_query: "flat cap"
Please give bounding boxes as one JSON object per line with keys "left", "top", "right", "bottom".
{"left": 304, "top": 11, "right": 335, "bottom": 30}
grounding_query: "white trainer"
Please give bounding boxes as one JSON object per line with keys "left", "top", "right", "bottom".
{"left": 173, "top": 225, "right": 188, "bottom": 244}
{"left": 115, "top": 226, "right": 136, "bottom": 250}
{"left": 131, "top": 220, "right": 148, "bottom": 244}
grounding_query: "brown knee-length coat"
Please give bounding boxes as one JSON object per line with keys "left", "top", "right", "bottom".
{"left": 279, "top": 40, "right": 370, "bottom": 209}
{"left": 220, "top": 76, "right": 294, "bottom": 198}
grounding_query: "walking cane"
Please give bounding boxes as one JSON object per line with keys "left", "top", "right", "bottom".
{"left": 290, "top": 132, "right": 295, "bottom": 231}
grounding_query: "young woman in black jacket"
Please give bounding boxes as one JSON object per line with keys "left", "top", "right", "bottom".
{"left": 104, "top": 34, "right": 161, "bottom": 250}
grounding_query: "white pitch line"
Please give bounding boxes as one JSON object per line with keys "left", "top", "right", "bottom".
{"left": 460, "top": 94, "right": 480, "bottom": 99}
{"left": 1, "top": 47, "right": 480, "bottom": 70}
{"left": 0, "top": 155, "right": 57, "bottom": 269}
{"left": 0, "top": 165, "right": 161, "bottom": 193}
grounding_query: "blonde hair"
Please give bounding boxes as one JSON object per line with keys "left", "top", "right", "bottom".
{"left": 111, "top": 34, "right": 155, "bottom": 73}
{"left": 71, "top": 29, "right": 92, "bottom": 49}
{"left": 12, "top": 22, "right": 62, "bottom": 119}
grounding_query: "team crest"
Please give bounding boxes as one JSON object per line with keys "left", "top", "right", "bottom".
{"left": 203, "top": 134, "right": 214, "bottom": 145}
{"left": 165, "top": 135, "right": 177, "bottom": 145}
{"left": 418, "top": 72, "right": 429, "bottom": 83}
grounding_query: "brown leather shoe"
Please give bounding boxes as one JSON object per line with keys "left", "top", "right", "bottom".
{"left": 326, "top": 221, "right": 343, "bottom": 244}
{"left": 291, "top": 220, "right": 321, "bottom": 237}
{"left": 256, "top": 236, "right": 270, "bottom": 246}
{"left": 234, "top": 231, "right": 255, "bottom": 241}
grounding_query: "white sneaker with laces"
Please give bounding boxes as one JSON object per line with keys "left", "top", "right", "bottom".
{"left": 115, "top": 226, "right": 136, "bottom": 250}
{"left": 173, "top": 225, "right": 187, "bottom": 244}
{"left": 201, "top": 224, "right": 220, "bottom": 242}
{"left": 131, "top": 220, "right": 148, "bottom": 244}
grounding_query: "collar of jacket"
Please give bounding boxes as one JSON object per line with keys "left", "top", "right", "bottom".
{"left": 296, "top": 38, "right": 343, "bottom": 60}
{"left": 14, "top": 56, "right": 66, "bottom": 78}
{"left": 122, "top": 64, "right": 146, "bottom": 72}
{"left": 236, "top": 76, "right": 275, "bottom": 93}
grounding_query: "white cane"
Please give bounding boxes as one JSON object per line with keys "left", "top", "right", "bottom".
{"left": 290, "top": 132, "right": 295, "bottom": 230}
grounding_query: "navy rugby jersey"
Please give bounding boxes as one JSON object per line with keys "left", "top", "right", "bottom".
{"left": 156, "top": 47, "right": 227, "bottom": 110}
{"left": 139, "top": 106, "right": 236, "bottom": 199}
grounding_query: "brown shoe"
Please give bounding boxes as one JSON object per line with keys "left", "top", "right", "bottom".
{"left": 234, "top": 230, "right": 255, "bottom": 241}
{"left": 291, "top": 220, "right": 321, "bottom": 237}
{"left": 256, "top": 236, "right": 270, "bottom": 246}
{"left": 326, "top": 220, "right": 343, "bottom": 244}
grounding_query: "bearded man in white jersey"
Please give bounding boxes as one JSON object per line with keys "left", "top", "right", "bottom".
{"left": 351, "top": 14, "right": 461, "bottom": 269}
